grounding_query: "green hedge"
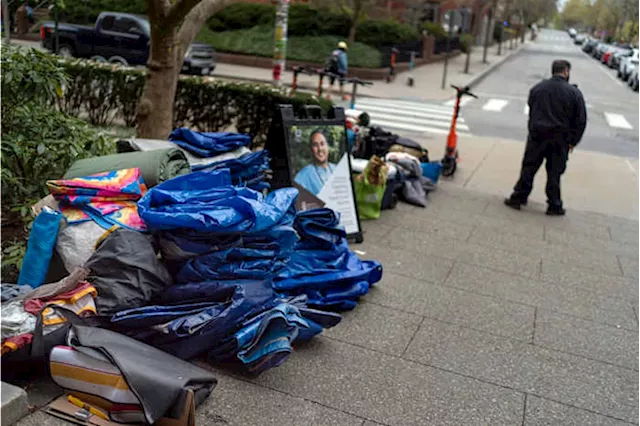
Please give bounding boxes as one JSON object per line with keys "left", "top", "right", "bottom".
{"left": 422, "top": 21, "right": 448, "bottom": 39}
{"left": 197, "top": 25, "right": 382, "bottom": 68}
{"left": 59, "top": 59, "right": 332, "bottom": 146}
{"left": 357, "top": 20, "right": 419, "bottom": 47}
{"left": 59, "top": 0, "right": 146, "bottom": 24}
{"left": 208, "top": 3, "right": 418, "bottom": 47}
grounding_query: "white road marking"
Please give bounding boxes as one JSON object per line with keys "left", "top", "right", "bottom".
{"left": 443, "top": 97, "right": 474, "bottom": 107}
{"left": 357, "top": 98, "right": 452, "bottom": 114}
{"left": 524, "top": 105, "right": 530, "bottom": 115}
{"left": 482, "top": 99, "right": 509, "bottom": 112}
{"left": 604, "top": 113, "right": 633, "bottom": 129}
{"left": 355, "top": 103, "right": 458, "bottom": 121}
{"left": 368, "top": 118, "right": 472, "bottom": 137}
{"left": 368, "top": 111, "right": 469, "bottom": 130}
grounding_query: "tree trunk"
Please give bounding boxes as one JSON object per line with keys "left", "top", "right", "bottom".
{"left": 348, "top": 21, "right": 357, "bottom": 43}
{"left": 136, "top": 28, "right": 179, "bottom": 140}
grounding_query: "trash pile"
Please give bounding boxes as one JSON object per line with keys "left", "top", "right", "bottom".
{"left": 1, "top": 128, "right": 383, "bottom": 425}
{"left": 346, "top": 111, "right": 442, "bottom": 218}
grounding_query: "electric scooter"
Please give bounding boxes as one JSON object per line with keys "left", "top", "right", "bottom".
{"left": 441, "top": 84, "right": 478, "bottom": 177}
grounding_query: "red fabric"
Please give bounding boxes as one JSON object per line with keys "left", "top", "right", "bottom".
{"left": 1, "top": 333, "right": 33, "bottom": 354}
{"left": 23, "top": 281, "right": 93, "bottom": 315}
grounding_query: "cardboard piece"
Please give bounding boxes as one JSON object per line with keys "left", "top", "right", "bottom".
{"left": 46, "top": 390, "right": 195, "bottom": 426}
{"left": 31, "top": 194, "right": 60, "bottom": 217}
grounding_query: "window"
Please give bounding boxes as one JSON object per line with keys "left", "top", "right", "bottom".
{"left": 100, "top": 16, "right": 115, "bottom": 31}
{"left": 113, "top": 17, "right": 142, "bottom": 35}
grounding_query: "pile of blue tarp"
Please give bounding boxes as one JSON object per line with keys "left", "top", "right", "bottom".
{"left": 168, "top": 129, "right": 270, "bottom": 191}
{"left": 274, "top": 209, "right": 383, "bottom": 310}
{"left": 129, "top": 169, "right": 342, "bottom": 373}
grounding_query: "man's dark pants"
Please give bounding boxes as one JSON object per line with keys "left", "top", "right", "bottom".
{"left": 509, "top": 134, "right": 569, "bottom": 209}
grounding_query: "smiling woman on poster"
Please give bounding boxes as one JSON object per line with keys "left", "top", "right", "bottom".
{"left": 294, "top": 129, "right": 337, "bottom": 195}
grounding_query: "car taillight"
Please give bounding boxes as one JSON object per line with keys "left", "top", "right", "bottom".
{"left": 40, "top": 26, "right": 45, "bottom": 39}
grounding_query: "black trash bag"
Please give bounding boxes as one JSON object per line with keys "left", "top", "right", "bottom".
{"left": 86, "top": 228, "right": 173, "bottom": 315}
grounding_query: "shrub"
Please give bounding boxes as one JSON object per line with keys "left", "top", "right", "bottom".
{"left": 287, "top": 5, "right": 350, "bottom": 38}
{"left": 459, "top": 33, "right": 474, "bottom": 53}
{"left": 207, "top": 2, "right": 274, "bottom": 32}
{"left": 356, "top": 19, "right": 420, "bottom": 47}
{"left": 422, "top": 21, "right": 448, "bottom": 39}
{"left": 59, "top": 0, "right": 147, "bottom": 24}
{"left": 197, "top": 25, "right": 382, "bottom": 68}
{"left": 58, "top": 58, "right": 333, "bottom": 146}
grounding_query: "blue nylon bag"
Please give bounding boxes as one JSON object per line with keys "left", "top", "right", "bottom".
{"left": 294, "top": 208, "right": 346, "bottom": 249}
{"left": 18, "top": 207, "right": 63, "bottom": 288}
{"left": 138, "top": 169, "right": 298, "bottom": 233}
{"left": 169, "top": 128, "right": 251, "bottom": 157}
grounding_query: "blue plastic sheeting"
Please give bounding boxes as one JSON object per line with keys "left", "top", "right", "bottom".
{"left": 109, "top": 279, "right": 277, "bottom": 360}
{"left": 138, "top": 169, "right": 298, "bottom": 233}
{"left": 273, "top": 208, "right": 383, "bottom": 310}
{"left": 233, "top": 303, "right": 308, "bottom": 373}
{"left": 284, "top": 295, "right": 342, "bottom": 340}
{"left": 18, "top": 207, "right": 63, "bottom": 288}
{"left": 169, "top": 128, "right": 251, "bottom": 158}
{"left": 191, "top": 150, "right": 271, "bottom": 191}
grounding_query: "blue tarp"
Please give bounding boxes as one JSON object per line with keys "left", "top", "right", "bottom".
{"left": 169, "top": 129, "right": 251, "bottom": 158}
{"left": 191, "top": 150, "right": 271, "bottom": 191}
{"left": 138, "top": 169, "right": 297, "bottom": 233}
{"left": 110, "top": 279, "right": 277, "bottom": 360}
{"left": 273, "top": 208, "right": 383, "bottom": 310}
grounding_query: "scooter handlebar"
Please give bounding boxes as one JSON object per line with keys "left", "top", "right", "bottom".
{"left": 450, "top": 84, "right": 478, "bottom": 98}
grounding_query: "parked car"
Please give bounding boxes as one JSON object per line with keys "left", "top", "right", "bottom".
{"left": 609, "top": 46, "right": 631, "bottom": 68}
{"left": 601, "top": 45, "right": 619, "bottom": 64}
{"left": 40, "top": 12, "right": 216, "bottom": 75}
{"left": 619, "top": 49, "right": 639, "bottom": 80}
{"left": 628, "top": 65, "right": 639, "bottom": 91}
{"left": 574, "top": 34, "right": 586, "bottom": 45}
{"left": 593, "top": 42, "right": 608, "bottom": 59}
{"left": 568, "top": 28, "right": 577, "bottom": 38}
{"left": 582, "top": 38, "right": 598, "bottom": 53}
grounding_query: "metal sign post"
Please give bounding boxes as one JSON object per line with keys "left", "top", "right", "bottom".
{"left": 441, "top": 12, "right": 455, "bottom": 90}
{"left": 272, "top": 0, "right": 290, "bottom": 86}
{"left": 2, "top": 0, "right": 10, "bottom": 45}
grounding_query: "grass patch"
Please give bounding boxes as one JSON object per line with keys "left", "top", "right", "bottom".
{"left": 197, "top": 25, "right": 382, "bottom": 68}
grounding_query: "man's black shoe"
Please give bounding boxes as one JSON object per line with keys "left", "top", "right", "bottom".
{"left": 546, "top": 207, "right": 566, "bottom": 216}
{"left": 504, "top": 198, "right": 525, "bottom": 210}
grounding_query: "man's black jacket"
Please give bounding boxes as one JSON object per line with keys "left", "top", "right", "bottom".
{"left": 527, "top": 75, "right": 587, "bottom": 146}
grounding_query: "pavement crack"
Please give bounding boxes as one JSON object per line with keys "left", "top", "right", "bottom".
{"left": 531, "top": 307, "right": 537, "bottom": 345}
{"left": 521, "top": 393, "right": 528, "bottom": 426}
{"left": 401, "top": 316, "right": 426, "bottom": 358}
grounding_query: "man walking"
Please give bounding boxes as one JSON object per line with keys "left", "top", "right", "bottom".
{"left": 325, "top": 41, "right": 348, "bottom": 100}
{"left": 504, "top": 60, "right": 587, "bottom": 216}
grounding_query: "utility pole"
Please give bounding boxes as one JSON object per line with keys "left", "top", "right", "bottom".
{"left": 2, "top": 0, "right": 10, "bottom": 45}
{"left": 272, "top": 0, "right": 290, "bottom": 86}
{"left": 54, "top": 0, "right": 59, "bottom": 53}
{"left": 483, "top": 2, "right": 495, "bottom": 63}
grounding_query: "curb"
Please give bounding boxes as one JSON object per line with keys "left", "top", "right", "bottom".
{"left": 1, "top": 382, "right": 28, "bottom": 426}
{"left": 466, "top": 40, "right": 529, "bottom": 89}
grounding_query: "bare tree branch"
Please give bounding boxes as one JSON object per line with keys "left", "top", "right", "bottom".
{"left": 175, "top": 0, "right": 232, "bottom": 62}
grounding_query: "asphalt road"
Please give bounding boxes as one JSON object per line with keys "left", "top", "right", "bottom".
{"left": 461, "top": 29, "right": 639, "bottom": 158}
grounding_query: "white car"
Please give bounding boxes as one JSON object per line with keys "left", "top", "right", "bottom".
{"left": 627, "top": 62, "right": 639, "bottom": 91}
{"left": 568, "top": 28, "right": 577, "bottom": 38}
{"left": 619, "top": 49, "right": 639, "bottom": 80}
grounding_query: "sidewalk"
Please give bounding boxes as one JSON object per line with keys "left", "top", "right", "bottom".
{"left": 214, "top": 40, "right": 527, "bottom": 102}
{"left": 12, "top": 131, "right": 639, "bottom": 426}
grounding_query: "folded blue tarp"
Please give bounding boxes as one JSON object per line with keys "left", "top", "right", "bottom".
{"left": 110, "top": 279, "right": 277, "bottom": 360}
{"left": 169, "top": 129, "right": 251, "bottom": 158}
{"left": 273, "top": 208, "right": 383, "bottom": 310}
{"left": 138, "top": 169, "right": 297, "bottom": 233}
{"left": 191, "top": 150, "right": 271, "bottom": 191}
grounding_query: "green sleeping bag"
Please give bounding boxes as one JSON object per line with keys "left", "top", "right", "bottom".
{"left": 64, "top": 149, "right": 191, "bottom": 188}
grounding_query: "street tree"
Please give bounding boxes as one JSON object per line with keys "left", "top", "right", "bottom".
{"left": 332, "top": 0, "right": 376, "bottom": 43}
{"left": 136, "top": 0, "right": 230, "bottom": 139}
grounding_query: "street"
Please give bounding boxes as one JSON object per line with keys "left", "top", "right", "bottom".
{"left": 354, "top": 29, "right": 639, "bottom": 159}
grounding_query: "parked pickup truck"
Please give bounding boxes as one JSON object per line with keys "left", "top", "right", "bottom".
{"left": 40, "top": 12, "right": 216, "bottom": 75}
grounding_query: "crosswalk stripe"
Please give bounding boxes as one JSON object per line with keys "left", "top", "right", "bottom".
{"left": 604, "top": 113, "right": 633, "bottom": 129}
{"left": 368, "top": 111, "right": 469, "bottom": 131}
{"left": 482, "top": 99, "right": 509, "bottom": 112}
{"left": 443, "top": 97, "right": 474, "bottom": 107}
{"left": 355, "top": 103, "right": 462, "bottom": 122}
{"left": 369, "top": 118, "right": 472, "bottom": 137}
{"left": 357, "top": 98, "right": 453, "bottom": 114}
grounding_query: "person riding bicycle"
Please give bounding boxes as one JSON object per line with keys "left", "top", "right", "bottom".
{"left": 325, "top": 41, "right": 348, "bottom": 100}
